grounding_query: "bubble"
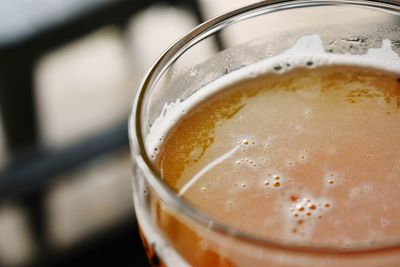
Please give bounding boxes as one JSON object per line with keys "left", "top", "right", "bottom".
{"left": 262, "top": 158, "right": 271, "bottom": 165}
{"left": 295, "top": 202, "right": 305, "bottom": 212}
{"left": 285, "top": 159, "right": 297, "bottom": 168}
{"left": 328, "top": 146, "right": 337, "bottom": 154}
{"left": 273, "top": 181, "right": 281, "bottom": 187}
{"left": 308, "top": 204, "right": 317, "bottom": 210}
{"left": 297, "top": 150, "right": 309, "bottom": 162}
{"left": 299, "top": 155, "right": 306, "bottom": 161}
{"left": 304, "top": 109, "right": 313, "bottom": 120}
{"left": 264, "top": 181, "right": 270, "bottom": 186}
{"left": 241, "top": 183, "right": 247, "bottom": 188}
{"left": 294, "top": 124, "right": 304, "bottom": 134}
{"left": 324, "top": 172, "right": 340, "bottom": 187}
{"left": 362, "top": 184, "right": 373, "bottom": 193}
{"left": 324, "top": 203, "right": 331, "bottom": 208}
{"left": 290, "top": 196, "right": 327, "bottom": 227}
{"left": 290, "top": 195, "right": 299, "bottom": 202}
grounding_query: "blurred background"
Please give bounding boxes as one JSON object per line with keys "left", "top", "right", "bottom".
{"left": 0, "top": 0, "right": 261, "bottom": 266}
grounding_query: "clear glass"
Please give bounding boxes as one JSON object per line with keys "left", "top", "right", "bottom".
{"left": 129, "top": 1, "right": 400, "bottom": 266}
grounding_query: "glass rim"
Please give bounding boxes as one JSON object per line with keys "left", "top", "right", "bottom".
{"left": 129, "top": 0, "right": 400, "bottom": 254}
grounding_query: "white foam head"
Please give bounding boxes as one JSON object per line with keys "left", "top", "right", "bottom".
{"left": 145, "top": 35, "right": 400, "bottom": 157}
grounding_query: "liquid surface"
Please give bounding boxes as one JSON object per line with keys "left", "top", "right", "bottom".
{"left": 156, "top": 65, "right": 400, "bottom": 247}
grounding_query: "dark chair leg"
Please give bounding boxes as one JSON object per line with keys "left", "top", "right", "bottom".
{"left": 0, "top": 56, "right": 38, "bottom": 156}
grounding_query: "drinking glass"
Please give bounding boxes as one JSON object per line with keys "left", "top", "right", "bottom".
{"left": 129, "top": 1, "right": 400, "bottom": 266}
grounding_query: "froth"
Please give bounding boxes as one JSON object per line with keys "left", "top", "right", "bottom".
{"left": 146, "top": 35, "right": 400, "bottom": 157}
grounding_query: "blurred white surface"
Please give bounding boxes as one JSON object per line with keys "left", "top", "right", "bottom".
{"left": 200, "top": 0, "right": 270, "bottom": 46}
{"left": 0, "top": 204, "right": 35, "bottom": 266}
{"left": 199, "top": 0, "right": 261, "bottom": 19}
{"left": 46, "top": 152, "right": 132, "bottom": 247}
{"left": 199, "top": 1, "right": 386, "bottom": 47}
{"left": 35, "top": 27, "right": 134, "bottom": 148}
{"left": 126, "top": 5, "right": 200, "bottom": 85}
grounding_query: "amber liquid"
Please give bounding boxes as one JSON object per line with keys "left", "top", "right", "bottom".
{"left": 153, "top": 66, "right": 400, "bottom": 266}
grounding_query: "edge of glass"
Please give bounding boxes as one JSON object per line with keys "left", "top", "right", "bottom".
{"left": 129, "top": 0, "right": 400, "bottom": 254}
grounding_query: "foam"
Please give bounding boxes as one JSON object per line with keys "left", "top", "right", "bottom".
{"left": 145, "top": 35, "right": 400, "bottom": 157}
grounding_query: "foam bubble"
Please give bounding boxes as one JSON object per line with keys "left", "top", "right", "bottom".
{"left": 297, "top": 149, "right": 309, "bottom": 163}
{"left": 303, "top": 108, "right": 313, "bottom": 120}
{"left": 324, "top": 171, "right": 341, "bottom": 188}
{"left": 284, "top": 194, "right": 333, "bottom": 238}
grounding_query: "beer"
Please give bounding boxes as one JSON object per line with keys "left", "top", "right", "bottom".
{"left": 157, "top": 65, "right": 400, "bottom": 246}
{"left": 141, "top": 35, "right": 400, "bottom": 266}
